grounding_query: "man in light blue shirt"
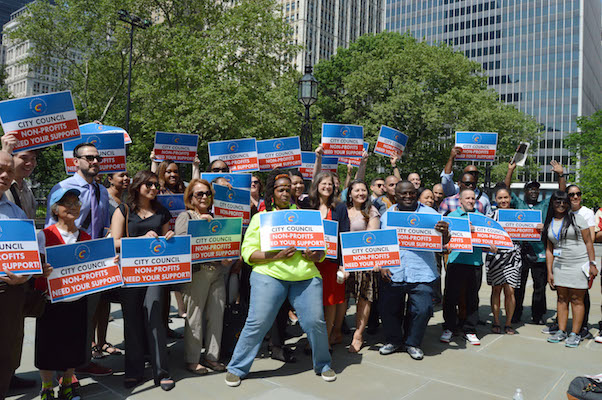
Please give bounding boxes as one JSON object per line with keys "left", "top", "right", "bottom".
{"left": 45, "top": 142, "right": 110, "bottom": 239}
{"left": 378, "top": 180, "right": 450, "bottom": 360}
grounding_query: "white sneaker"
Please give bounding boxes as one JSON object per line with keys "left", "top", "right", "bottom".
{"left": 440, "top": 329, "right": 453, "bottom": 343}
{"left": 464, "top": 333, "right": 480, "bottom": 345}
{"left": 595, "top": 335, "right": 602, "bottom": 343}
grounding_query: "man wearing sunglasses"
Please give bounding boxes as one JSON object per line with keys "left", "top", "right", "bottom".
{"left": 504, "top": 159, "right": 566, "bottom": 326}
{"left": 44, "top": 142, "right": 113, "bottom": 378}
{"left": 440, "top": 146, "right": 492, "bottom": 215}
{"left": 438, "top": 172, "right": 487, "bottom": 216}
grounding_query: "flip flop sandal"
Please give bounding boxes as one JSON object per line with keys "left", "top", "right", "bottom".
{"left": 101, "top": 343, "right": 123, "bottom": 355}
{"left": 491, "top": 324, "right": 502, "bottom": 334}
{"left": 504, "top": 326, "right": 517, "bottom": 335}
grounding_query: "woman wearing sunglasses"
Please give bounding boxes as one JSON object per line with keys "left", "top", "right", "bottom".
{"left": 544, "top": 190, "right": 597, "bottom": 347}
{"left": 110, "top": 170, "right": 176, "bottom": 390}
{"left": 174, "top": 179, "right": 227, "bottom": 374}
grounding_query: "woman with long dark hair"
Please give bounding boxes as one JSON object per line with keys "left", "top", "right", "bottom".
{"left": 111, "top": 170, "right": 176, "bottom": 390}
{"left": 157, "top": 160, "right": 186, "bottom": 195}
{"left": 345, "top": 180, "right": 380, "bottom": 352}
{"left": 543, "top": 190, "right": 597, "bottom": 347}
{"left": 308, "top": 171, "right": 350, "bottom": 348}
{"left": 225, "top": 169, "right": 335, "bottom": 387}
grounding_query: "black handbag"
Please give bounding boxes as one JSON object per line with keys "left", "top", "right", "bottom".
{"left": 220, "top": 271, "right": 248, "bottom": 361}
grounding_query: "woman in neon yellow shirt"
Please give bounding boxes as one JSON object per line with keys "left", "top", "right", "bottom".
{"left": 225, "top": 169, "right": 337, "bottom": 387}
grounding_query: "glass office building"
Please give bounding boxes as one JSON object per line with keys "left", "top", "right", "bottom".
{"left": 385, "top": 0, "right": 602, "bottom": 183}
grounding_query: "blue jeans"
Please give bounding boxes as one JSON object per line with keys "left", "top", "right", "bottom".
{"left": 227, "top": 271, "right": 331, "bottom": 378}
{"left": 379, "top": 280, "right": 433, "bottom": 348}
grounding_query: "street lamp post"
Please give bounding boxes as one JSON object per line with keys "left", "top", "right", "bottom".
{"left": 118, "top": 9, "right": 151, "bottom": 134}
{"left": 297, "top": 64, "right": 318, "bottom": 151}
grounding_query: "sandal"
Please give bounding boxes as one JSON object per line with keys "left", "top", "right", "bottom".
{"left": 186, "top": 363, "right": 208, "bottom": 375}
{"left": 91, "top": 345, "right": 104, "bottom": 359}
{"left": 504, "top": 326, "right": 517, "bottom": 335}
{"left": 101, "top": 343, "right": 122, "bottom": 356}
{"left": 202, "top": 359, "right": 226, "bottom": 372}
{"left": 491, "top": 324, "right": 502, "bottom": 334}
{"left": 348, "top": 333, "right": 364, "bottom": 353}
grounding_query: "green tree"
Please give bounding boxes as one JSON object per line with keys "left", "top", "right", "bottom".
{"left": 8, "top": 0, "right": 302, "bottom": 182}
{"left": 313, "top": 32, "right": 541, "bottom": 188}
{"left": 565, "top": 111, "right": 602, "bottom": 208}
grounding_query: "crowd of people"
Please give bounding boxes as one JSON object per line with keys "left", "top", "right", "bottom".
{"left": 0, "top": 135, "right": 601, "bottom": 399}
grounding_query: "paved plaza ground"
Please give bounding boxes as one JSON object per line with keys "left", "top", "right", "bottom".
{"left": 7, "top": 246, "right": 602, "bottom": 400}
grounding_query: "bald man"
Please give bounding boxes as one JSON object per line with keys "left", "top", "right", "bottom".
{"left": 0, "top": 150, "right": 42, "bottom": 398}
{"left": 407, "top": 173, "right": 421, "bottom": 189}
{"left": 432, "top": 184, "right": 444, "bottom": 210}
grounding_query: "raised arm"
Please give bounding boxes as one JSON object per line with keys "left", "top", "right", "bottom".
{"left": 550, "top": 160, "right": 566, "bottom": 191}
{"left": 504, "top": 161, "right": 516, "bottom": 189}
{"left": 355, "top": 150, "right": 369, "bottom": 183}
{"left": 312, "top": 145, "right": 323, "bottom": 179}
{"left": 390, "top": 155, "right": 401, "bottom": 180}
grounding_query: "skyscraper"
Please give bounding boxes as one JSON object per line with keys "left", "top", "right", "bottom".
{"left": 280, "top": 0, "right": 384, "bottom": 70}
{"left": 385, "top": 0, "right": 602, "bottom": 183}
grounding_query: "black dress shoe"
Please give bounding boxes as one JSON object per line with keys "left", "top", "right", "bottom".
{"left": 10, "top": 375, "right": 36, "bottom": 389}
{"left": 532, "top": 317, "right": 546, "bottom": 325}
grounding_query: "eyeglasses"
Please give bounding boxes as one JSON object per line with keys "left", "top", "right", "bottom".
{"left": 193, "top": 190, "right": 212, "bottom": 198}
{"left": 58, "top": 200, "right": 81, "bottom": 208}
{"left": 568, "top": 192, "right": 582, "bottom": 198}
{"left": 211, "top": 167, "right": 229, "bottom": 172}
{"left": 143, "top": 181, "right": 159, "bottom": 189}
{"left": 461, "top": 181, "right": 476, "bottom": 187}
{"left": 376, "top": 184, "right": 384, "bottom": 187}
{"left": 251, "top": 180, "right": 260, "bottom": 186}
{"left": 553, "top": 199, "right": 569, "bottom": 205}
{"left": 78, "top": 155, "right": 103, "bottom": 162}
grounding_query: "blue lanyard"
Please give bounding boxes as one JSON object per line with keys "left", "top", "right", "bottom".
{"left": 552, "top": 219, "right": 564, "bottom": 241}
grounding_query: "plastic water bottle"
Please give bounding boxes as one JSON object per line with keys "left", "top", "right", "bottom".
{"left": 513, "top": 388, "right": 524, "bottom": 400}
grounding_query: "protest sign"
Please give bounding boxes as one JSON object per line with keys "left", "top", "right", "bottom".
{"left": 63, "top": 133, "right": 126, "bottom": 174}
{"left": 497, "top": 209, "right": 542, "bottom": 241}
{"left": 442, "top": 216, "right": 473, "bottom": 252}
{"left": 338, "top": 142, "right": 369, "bottom": 166}
{"left": 79, "top": 122, "right": 131, "bottom": 145}
{"left": 188, "top": 217, "right": 243, "bottom": 263}
{"left": 374, "top": 126, "right": 409, "bottom": 158}
{"left": 208, "top": 138, "right": 259, "bottom": 172}
{"left": 157, "top": 194, "right": 185, "bottom": 230}
{"left": 323, "top": 219, "right": 339, "bottom": 260}
{"left": 0, "top": 91, "right": 81, "bottom": 152}
{"left": 341, "top": 229, "right": 401, "bottom": 272}
{"left": 0, "top": 219, "right": 42, "bottom": 276}
{"left": 259, "top": 210, "right": 325, "bottom": 251}
{"left": 121, "top": 236, "right": 192, "bottom": 287}
{"left": 201, "top": 173, "right": 252, "bottom": 189}
{"left": 455, "top": 131, "right": 498, "bottom": 162}
{"left": 300, "top": 151, "right": 338, "bottom": 180}
{"left": 213, "top": 184, "right": 251, "bottom": 226}
{"left": 386, "top": 211, "right": 443, "bottom": 251}
{"left": 468, "top": 213, "right": 513, "bottom": 249}
{"left": 257, "top": 136, "right": 302, "bottom": 171}
{"left": 321, "top": 123, "right": 364, "bottom": 158}
{"left": 153, "top": 132, "right": 199, "bottom": 163}
{"left": 45, "top": 237, "right": 122, "bottom": 303}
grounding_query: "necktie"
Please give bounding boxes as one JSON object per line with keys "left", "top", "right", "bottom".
{"left": 90, "top": 183, "right": 100, "bottom": 239}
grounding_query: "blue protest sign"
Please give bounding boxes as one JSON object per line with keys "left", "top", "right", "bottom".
{"left": 257, "top": 136, "right": 302, "bottom": 170}
{"left": 259, "top": 210, "right": 325, "bottom": 251}
{"left": 208, "top": 138, "right": 259, "bottom": 172}
{"left": 340, "top": 229, "right": 401, "bottom": 271}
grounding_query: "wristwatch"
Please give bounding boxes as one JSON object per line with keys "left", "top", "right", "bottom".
{"left": 590, "top": 260, "right": 597, "bottom": 266}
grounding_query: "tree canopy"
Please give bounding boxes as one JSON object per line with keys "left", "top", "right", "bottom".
{"left": 565, "top": 110, "right": 602, "bottom": 208}
{"left": 313, "top": 32, "right": 541, "bottom": 187}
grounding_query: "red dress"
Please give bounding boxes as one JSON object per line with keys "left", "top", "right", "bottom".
{"left": 315, "top": 209, "right": 345, "bottom": 305}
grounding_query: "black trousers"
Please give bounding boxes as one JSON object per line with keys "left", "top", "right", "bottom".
{"left": 443, "top": 264, "right": 481, "bottom": 334}
{"left": 514, "top": 259, "right": 547, "bottom": 321}
{"left": 0, "top": 283, "right": 26, "bottom": 399}
{"left": 120, "top": 286, "right": 170, "bottom": 382}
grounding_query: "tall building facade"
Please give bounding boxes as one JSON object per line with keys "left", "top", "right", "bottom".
{"left": 385, "top": 0, "right": 602, "bottom": 183}
{"left": 2, "top": 5, "right": 63, "bottom": 98}
{"left": 280, "top": 0, "right": 384, "bottom": 70}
